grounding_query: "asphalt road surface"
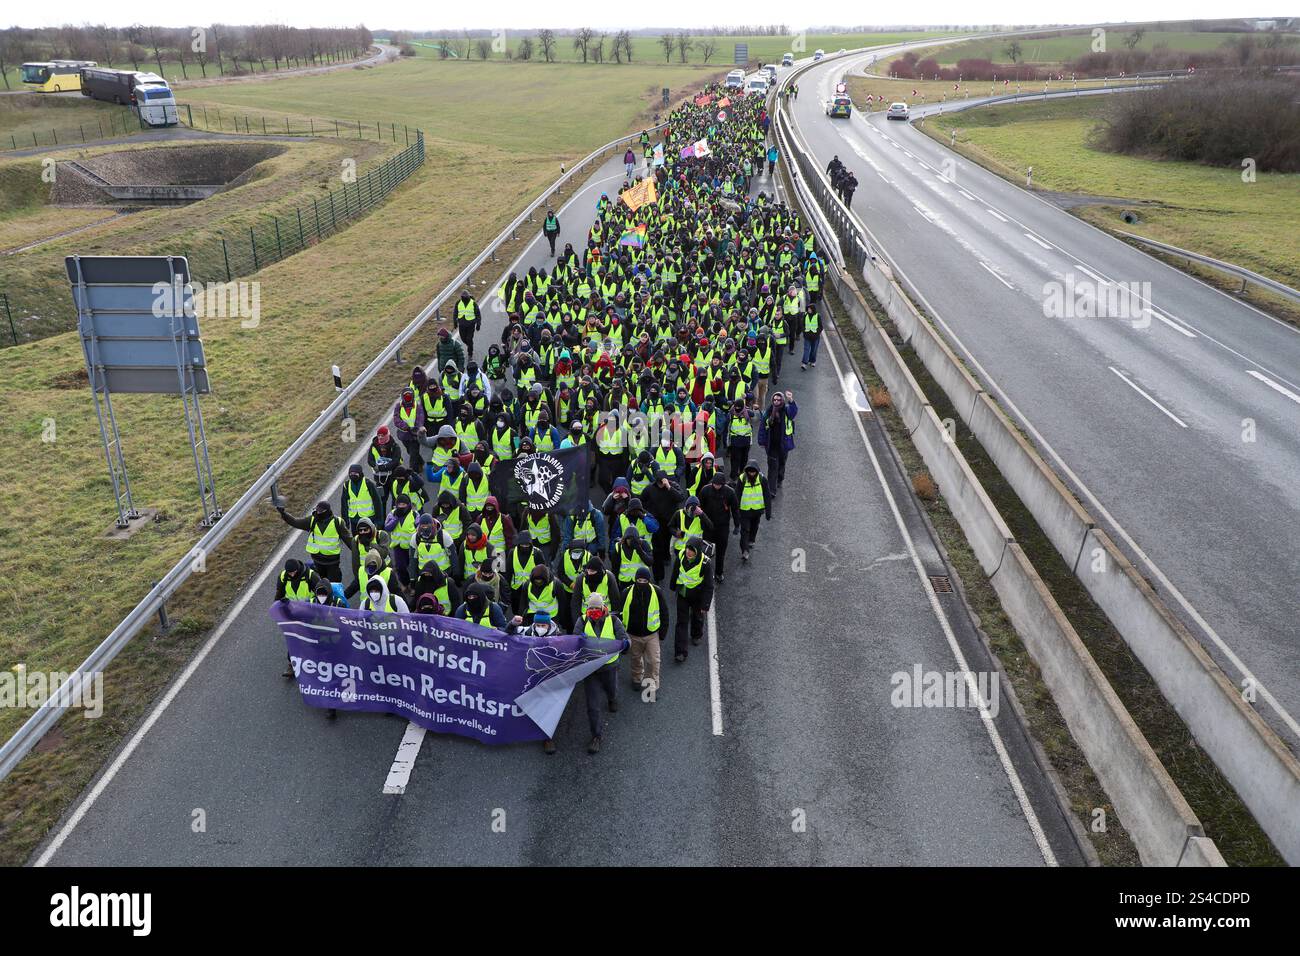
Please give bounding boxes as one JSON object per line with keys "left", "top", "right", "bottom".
{"left": 37, "top": 133, "right": 1083, "bottom": 866}
{"left": 789, "top": 47, "right": 1300, "bottom": 751}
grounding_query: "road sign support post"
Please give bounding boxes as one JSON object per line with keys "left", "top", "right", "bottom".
{"left": 71, "top": 256, "right": 141, "bottom": 528}
{"left": 165, "top": 257, "right": 222, "bottom": 526}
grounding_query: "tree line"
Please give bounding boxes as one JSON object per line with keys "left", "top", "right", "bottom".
{"left": 393, "top": 28, "right": 752, "bottom": 64}
{"left": 0, "top": 24, "right": 374, "bottom": 87}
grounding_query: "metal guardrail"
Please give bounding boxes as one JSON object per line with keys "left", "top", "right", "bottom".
{"left": 0, "top": 119, "right": 665, "bottom": 784}
{"left": 1116, "top": 230, "right": 1300, "bottom": 304}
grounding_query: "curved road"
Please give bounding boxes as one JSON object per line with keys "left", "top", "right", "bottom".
{"left": 788, "top": 46, "right": 1300, "bottom": 750}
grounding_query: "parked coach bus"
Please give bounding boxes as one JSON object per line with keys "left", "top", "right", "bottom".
{"left": 81, "top": 68, "right": 178, "bottom": 126}
{"left": 80, "top": 66, "right": 137, "bottom": 104}
{"left": 132, "top": 75, "right": 179, "bottom": 127}
{"left": 19, "top": 60, "right": 97, "bottom": 93}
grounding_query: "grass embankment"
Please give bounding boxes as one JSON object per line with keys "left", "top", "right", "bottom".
{"left": 919, "top": 96, "right": 1300, "bottom": 323}
{"left": 1, "top": 136, "right": 396, "bottom": 342}
{"left": 0, "top": 54, "right": 719, "bottom": 864}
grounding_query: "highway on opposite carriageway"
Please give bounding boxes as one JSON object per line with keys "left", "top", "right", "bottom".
{"left": 787, "top": 46, "right": 1300, "bottom": 751}
{"left": 35, "top": 130, "right": 1083, "bottom": 866}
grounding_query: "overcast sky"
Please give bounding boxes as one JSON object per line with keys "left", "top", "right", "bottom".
{"left": 7, "top": 3, "right": 1273, "bottom": 32}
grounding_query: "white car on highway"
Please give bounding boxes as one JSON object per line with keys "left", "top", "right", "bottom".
{"left": 813, "top": 49, "right": 825, "bottom": 61}
{"left": 887, "top": 102, "right": 910, "bottom": 120}
{"left": 725, "top": 69, "right": 745, "bottom": 89}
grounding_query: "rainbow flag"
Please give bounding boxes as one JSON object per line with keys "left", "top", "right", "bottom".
{"left": 618, "top": 224, "right": 648, "bottom": 247}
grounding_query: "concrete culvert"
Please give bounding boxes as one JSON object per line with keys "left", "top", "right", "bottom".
{"left": 1121, "top": 209, "right": 1140, "bottom": 225}
{"left": 52, "top": 142, "right": 286, "bottom": 206}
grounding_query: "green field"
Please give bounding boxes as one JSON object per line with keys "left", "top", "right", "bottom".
{"left": 927, "top": 97, "right": 1299, "bottom": 311}
{"left": 0, "top": 94, "right": 143, "bottom": 149}
{"left": 0, "top": 52, "right": 722, "bottom": 863}
{"left": 878, "top": 27, "right": 1300, "bottom": 72}
{"left": 394, "top": 31, "right": 965, "bottom": 64}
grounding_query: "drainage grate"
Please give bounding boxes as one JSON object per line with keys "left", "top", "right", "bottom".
{"left": 929, "top": 575, "right": 954, "bottom": 594}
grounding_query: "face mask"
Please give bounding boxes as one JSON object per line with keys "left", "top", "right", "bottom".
{"left": 587, "top": 610, "right": 606, "bottom": 622}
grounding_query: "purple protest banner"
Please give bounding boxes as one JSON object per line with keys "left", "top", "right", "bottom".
{"left": 269, "top": 602, "right": 626, "bottom": 743}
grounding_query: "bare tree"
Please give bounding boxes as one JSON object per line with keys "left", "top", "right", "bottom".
{"left": 212, "top": 24, "right": 226, "bottom": 74}
{"left": 1004, "top": 40, "right": 1022, "bottom": 64}
{"left": 699, "top": 38, "right": 718, "bottom": 63}
{"left": 676, "top": 31, "right": 692, "bottom": 64}
{"left": 461, "top": 30, "right": 472, "bottom": 60}
{"left": 92, "top": 24, "right": 118, "bottom": 67}
{"left": 574, "top": 28, "right": 593, "bottom": 63}
{"left": 476, "top": 38, "right": 492, "bottom": 60}
{"left": 618, "top": 31, "right": 634, "bottom": 63}
{"left": 518, "top": 36, "right": 534, "bottom": 61}
{"left": 1123, "top": 28, "right": 1145, "bottom": 51}
{"left": 538, "top": 29, "right": 556, "bottom": 63}
{"left": 144, "top": 24, "right": 167, "bottom": 75}
{"left": 659, "top": 33, "right": 675, "bottom": 63}
{"left": 592, "top": 32, "right": 605, "bottom": 64}
{"left": 171, "top": 28, "right": 189, "bottom": 78}
{"left": 437, "top": 36, "right": 452, "bottom": 59}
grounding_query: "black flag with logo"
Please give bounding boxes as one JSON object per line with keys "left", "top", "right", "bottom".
{"left": 507, "top": 447, "right": 591, "bottom": 514}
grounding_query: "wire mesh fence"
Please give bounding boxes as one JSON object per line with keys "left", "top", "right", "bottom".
{"left": 2, "top": 111, "right": 425, "bottom": 346}
{"left": 2, "top": 107, "right": 149, "bottom": 151}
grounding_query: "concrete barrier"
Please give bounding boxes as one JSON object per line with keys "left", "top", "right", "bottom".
{"left": 968, "top": 394, "right": 1095, "bottom": 567}
{"left": 1078, "top": 529, "right": 1300, "bottom": 863}
{"left": 1179, "top": 837, "right": 1228, "bottom": 867}
{"left": 990, "top": 544, "right": 1206, "bottom": 866}
{"left": 911, "top": 406, "right": 1012, "bottom": 576}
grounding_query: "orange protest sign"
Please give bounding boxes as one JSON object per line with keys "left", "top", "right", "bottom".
{"left": 619, "top": 177, "right": 659, "bottom": 211}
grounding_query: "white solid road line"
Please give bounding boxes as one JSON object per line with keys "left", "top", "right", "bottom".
{"left": 384, "top": 722, "right": 428, "bottom": 794}
{"left": 1073, "top": 264, "right": 1113, "bottom": 287}
{"left": 1109, "top": 367, "right": 1189, "bottom": 428}
{"left": 1149, "top": 310, "right": 1197, "bottom": 338}
{"left": 707, "top": 602, "right": 724, "bottom": 736}
{"left": 36, "top": 530, "right": 303, "bottom": 866}
{"left": 958, "top": 189, "right": 977, "bottom": 201}
{"left": 823, "top": 332, "right": 1056, "bottom": 865}
{"left": 985, "top": 208, "right": 1008, "bottom": 223}
{"left": 1024, "top": 232, "right": 1053, "bottom": 250}
{"left": 980, "top": 262, "right": 1014, "bottom": 289}
{"left": 1246, "top": 369, "right": 1300, "bottom": 406}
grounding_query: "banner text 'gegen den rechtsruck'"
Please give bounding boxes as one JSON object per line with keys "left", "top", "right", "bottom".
{"left": 270, "top": 602, "right": 624, "bottom": 743}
